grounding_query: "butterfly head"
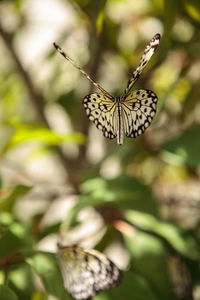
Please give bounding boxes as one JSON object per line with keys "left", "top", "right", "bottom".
{"left": 114, "top": 96, "right": 122, "bottom": 103}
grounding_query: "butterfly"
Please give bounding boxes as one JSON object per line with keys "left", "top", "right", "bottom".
{"left": 54, "top": 33, "right": 160, "bottom": 145}
{"left": 57, "top": 243, "right": 122, "bottom": 300}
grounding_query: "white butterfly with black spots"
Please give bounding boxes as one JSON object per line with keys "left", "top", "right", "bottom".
{"left": 57, "top": 244, "right": 122, "bottom": 300}
{"left": 54, "top": 33, "right": 160, "bottom": 145}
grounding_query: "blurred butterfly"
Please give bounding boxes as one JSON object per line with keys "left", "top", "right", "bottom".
{"left": 57, "top": 244, "right": 122, "bottom": 300}
{"left": 54, "top": 33, "right": 160, "bottom": 145}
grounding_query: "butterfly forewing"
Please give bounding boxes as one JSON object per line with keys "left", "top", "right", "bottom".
{"left": 83, "top": 93, "right": 117, "bottom": 139}
{"left": 122, "top": 89, "right": 158, "bottom": 138}
{"left": 57, "top": 246, "right": 122, "bottom": 300}
{"left": 53, "top": 43, "right": 113, "bottom": 100}
{"left": 124, "top": 33, "right": 160, "bottom": 96}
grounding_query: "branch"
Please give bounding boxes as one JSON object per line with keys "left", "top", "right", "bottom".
{"left": 0, "top": 22, "right": 49, "bottom": 126}
{"left": 0, "top": 21, "right": 80, "bottom": 192}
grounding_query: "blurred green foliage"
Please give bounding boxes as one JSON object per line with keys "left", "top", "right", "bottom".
{"left": 0, "top": 0, "right": 200, "bottom": 300}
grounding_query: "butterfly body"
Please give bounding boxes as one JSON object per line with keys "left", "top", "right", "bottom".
{"left": 115, "top": 97, "right": 124, "bottom": 145}
{"left": 54, "top": 33, "right": 160, "bottom": 145}
{"left": 83, "top": 89, "right": 157, "bottom": 145}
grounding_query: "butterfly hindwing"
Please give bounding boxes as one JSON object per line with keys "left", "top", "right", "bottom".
{"left": 122, "top": 89, "right": 158, "bottom": 138}
{"left": 57, "top": 246, "right": 122, "bottom": 300}
{"left": 83, "top": 93, "right": 117, "bottom": 139}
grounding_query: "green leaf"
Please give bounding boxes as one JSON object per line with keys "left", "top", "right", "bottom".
{"left": 8, "top": 263, "right": 34, "bottom": 300}
{"left": 81, "top": 176, "right": 157, "bottom": 213}
{"left": 0, "top": 229, "right": 23, "bottom": 258}
{"left": 61, "top": 176, "right": 157, "bottom": 230}
{"left": 0, "top": 185, "right": 31, "bottom": 211}
{"left": 162, "top": 126, "right": 200, "bottom": 167}
{"left": 0, "top": 225, "right": 8, "bottom": 239}
{"left": 182, "top": 0, "right": 200, "bottom": 22}
{"left": 0, "top": 212, "right": 34, "bottom": 258}
{"left": 125, "top": 210, "right": 200, "bottom": 259}
{"left": 94, "top": 272, "right": 159, "bottom": 300}
{"left": 27, "top": 252, "right": 71, "bottom": 300}
{"left": 4, "top": 122, "right": 85, "bottom": 151}
{"left": 0, "top": 174, "right": 2, "bottom": 190}
{"left": 164, "top": 0, "right": 178, "bottom": 43}
{"left": 96, "top": 8, "right": 105, "bottom": 34}
{"left": 123, "top": 230, "right": 174, "bottom": 300}
{"left": 0, "top": 285, "right": 18, "bottom": 300}
{"left": 57, "top": 91, "right": 77, "bottom": 121}
{"left": 31, "top": 291, "right": 48, "bottom": 300}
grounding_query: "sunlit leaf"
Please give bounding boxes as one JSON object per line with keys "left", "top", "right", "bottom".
{"left": 31, "top": 291, "right": 48, "bottom": 300}
{"left": 182, "top": 0, "right": 200, "bottom": 22}
{"left": 96, "top": 9, "right": 105, "bottom": 34}
{"left": 3, "top": 122, "right": 85, "bottom": 151}
{"left": 125, "top": 210, "right": 200, "bottom": 259}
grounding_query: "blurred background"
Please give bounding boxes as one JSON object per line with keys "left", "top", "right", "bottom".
{"left": 0, "top": 0, "right": 200, "bottom": 299}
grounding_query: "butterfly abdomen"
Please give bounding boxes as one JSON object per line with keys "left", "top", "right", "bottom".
{"left": 116, "top": 101, "right": 124, "bottom": 145}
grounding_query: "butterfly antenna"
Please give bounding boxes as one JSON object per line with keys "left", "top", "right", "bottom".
{"left": 53, "top": 43, "right": 113, "bottom": 99}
